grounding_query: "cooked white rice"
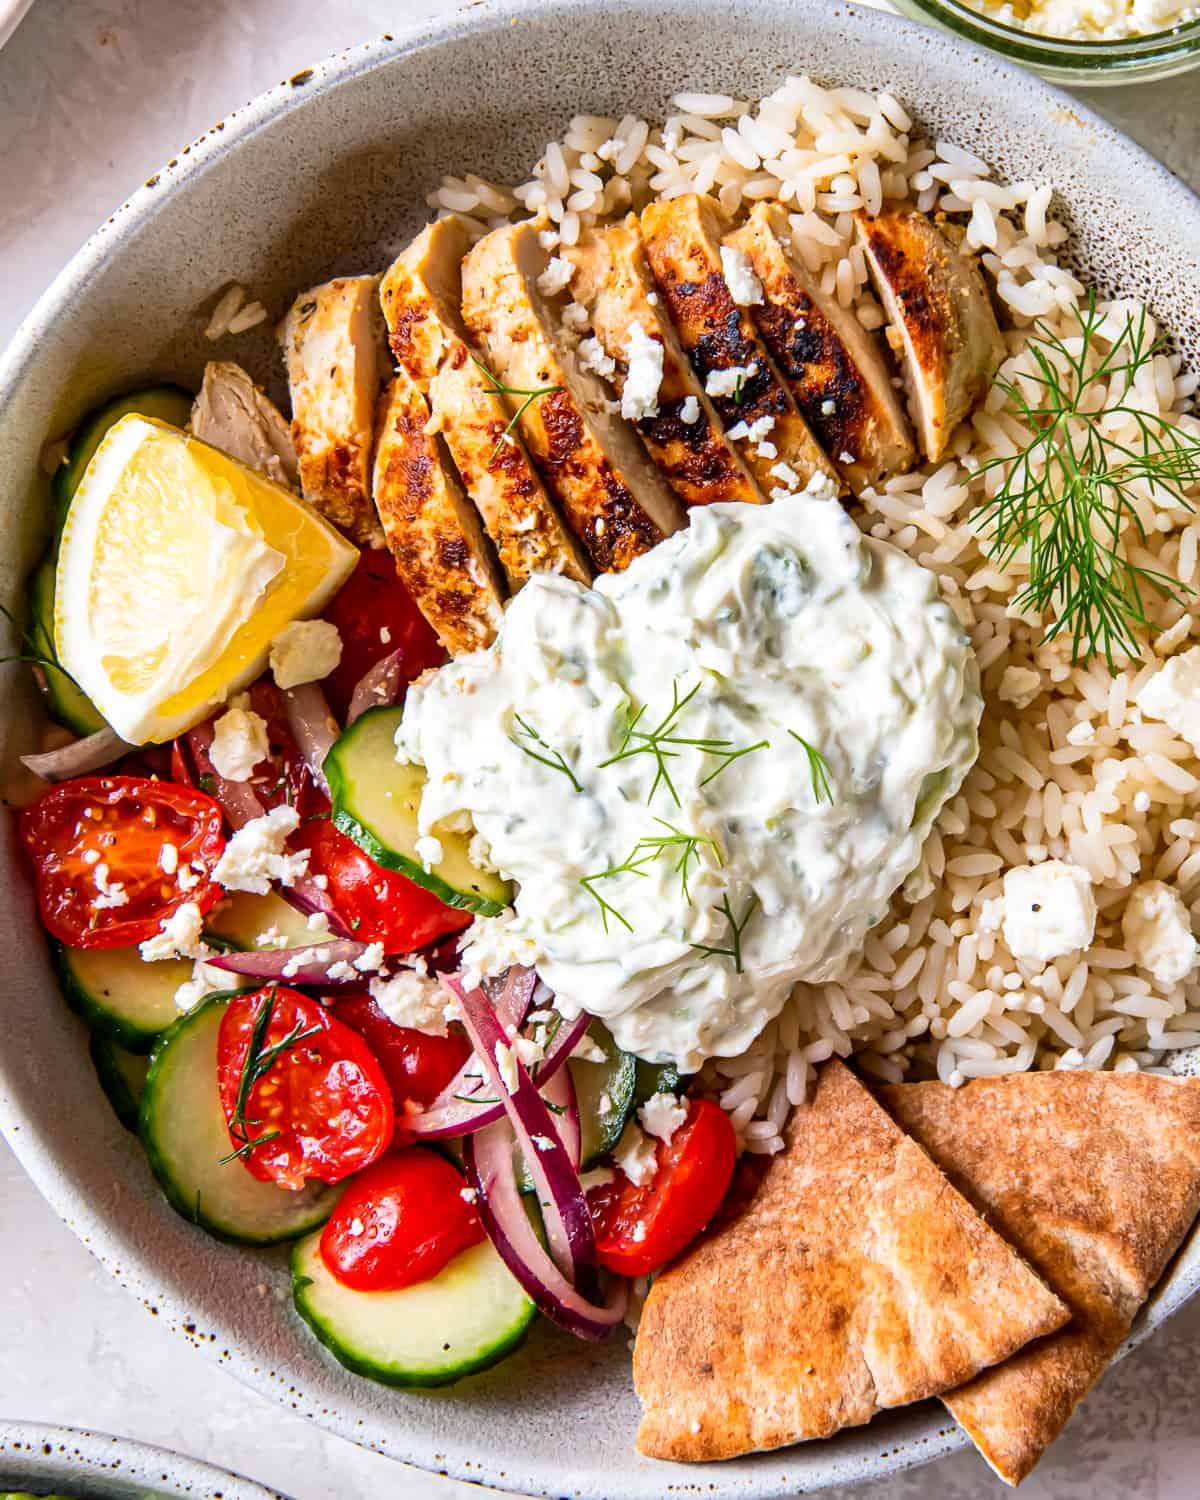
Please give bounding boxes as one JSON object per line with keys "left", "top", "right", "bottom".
{"left": 430, "top": 75, "right": 1200, "bottom": 1155}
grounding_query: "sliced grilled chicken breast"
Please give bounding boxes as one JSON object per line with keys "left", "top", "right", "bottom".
{"left": 379, "top": 218, "right": 590, "bottom": 590}
{"left": 640, "top": 195, "right": 840, "bottom": 500}
{"left": 461, "top": 221, "right": 684, "bottom": 573}
{"left": 372, "top": 373, "right": 505, "bottom": 654}
{"left": 856, "top": 207, "right": 1005, "bottom": 462}
{"left": 279, "top": 275, "right": 386, "bottom": 547}
{"left": 189, "top": 361, "right": 300, "bottom": 489}
{"left": 725, "top": 205, "right": 915, "bottom": 493}
{"left": 564, "top": 217, "right": 764, "bottom": 510}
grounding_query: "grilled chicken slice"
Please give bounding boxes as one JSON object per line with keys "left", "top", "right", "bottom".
{"left": 856, "top": 207, "right": 1005, "bottom": 462}
{"left": 564, "top": 217, "right": 764, "bottom": 510}
{"left": 641, "top": 195, "right": 840, "bottom": 500}
{"left": 279, "top": 276, "right": 386, "bottom": 547}
{"left": 725, "top": 206, "right": 915, "bottom": 493}
{"left": 372, "top": 373, "right": 505, "bottom": 654}
{"left": 461, "top": 221, "right": 684, "bottom": 573}
{"left": 380, "top": 218, "right": 590, "bottom": 591}
{"left": 189, "top": 361, "right": 299, "bottom": 490}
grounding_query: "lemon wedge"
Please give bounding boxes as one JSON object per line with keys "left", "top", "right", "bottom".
{"left": 56, "top": 415, "right": 359, "bottom": 743}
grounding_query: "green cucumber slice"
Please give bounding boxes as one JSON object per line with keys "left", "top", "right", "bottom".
{"left": 292, "top": 1223, "right": 535, "bottom": 1387}
{"left": 633, "top": 1058, "right": 683, "bottom": 1106}
{"left": 52, "top": 384, "right": 194, "bottom": 524}
{"left": 54, "top": 941, "right": 191, "bottom": 1053}
{"left": 139, "top": 993, "right": 337, "bottom": 1245}
{"left": 204, "top": 889, "right": 317, "bottom": 951}
{"left": 89, "top": 1032, "right": 150, "bottom": 1132}
{"left": 571, "top": 1023, "right": 637, "bottom": 1169}
{"left": 326, "top": 706, "right": 512, "bottom": 915}
{"left": 27, "top": 545, "right": 106, "bottom": 737}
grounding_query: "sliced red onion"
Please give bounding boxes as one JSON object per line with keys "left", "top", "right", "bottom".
{"left": 540, "top": 1059, "right": 581, "bottom": 1171}
{"left": 283, "top": 682, "right": 339, "bottom": 795}
{"left": 276, "top": 879, "right": 356, "bottom": 940}
{"left": 21, "top": 726, "right": 127, "bottom": 782}
{"left": 208, "top": 937, "right": 369, "bottom": 986}
{"left": 448, "top": 976, "right": 595, "bottom": 1282}
{"left": 464, "top": 1118, "right": 626, "bottom": 1341}
{"left": 185, "top": 720, "right": 266, "bottom": 829}
{"left": 347, "top": 649, "right": 405, "bottom": 724}
{"left": 410, "top": 980, "right": 588, "bottom": 1140}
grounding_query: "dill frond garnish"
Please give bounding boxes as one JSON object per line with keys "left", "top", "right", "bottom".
{"left": 974, "top": 292, "right": 1200, "bottom": 671}
{"left": 471, "top": 354, "right": 562, "bottom": 464}
{"left": 0, "top": 597, "right": 87, "bottom": 693}
{"left": 220, "top": 988, "right": 322, "bottom": 1165}
{"left": 690, "top": 893, "right": 759, "bottom": 974}
{"left": 510, "top": 712, "right": 584, "bottom": 793}
{"left": 787, "top": 731, "right": 834, "bottom": 805}
{"left": 579, "top": 817, "right": 724, "bottom": 931}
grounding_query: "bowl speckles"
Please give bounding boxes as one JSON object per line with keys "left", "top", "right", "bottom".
{"left": 1, "top": 3, "right": 1199, "bottom": 1498}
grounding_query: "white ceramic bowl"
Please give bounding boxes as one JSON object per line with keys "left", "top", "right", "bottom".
{"left": 0, "top": 1421, "right": 286, "bottom": 1499}
{"left": 2, "top": 4, "right": 1199, "bottom": 1497}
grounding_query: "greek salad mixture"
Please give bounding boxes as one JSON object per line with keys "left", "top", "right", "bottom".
{"left": 7, "top": 69, "right": 1200, "bottom": 1407}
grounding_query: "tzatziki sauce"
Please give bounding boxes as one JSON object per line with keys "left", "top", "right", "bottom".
{"left": 397, "top": 493, "right": 982, "bottom": 1071}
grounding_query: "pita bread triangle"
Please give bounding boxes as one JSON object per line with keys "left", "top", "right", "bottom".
{"left": 880, "top": 1070, "right": 1200, "bottom": 1486}
{"left": 633, "top": 1058, "right": 1068, "bottom": 1461}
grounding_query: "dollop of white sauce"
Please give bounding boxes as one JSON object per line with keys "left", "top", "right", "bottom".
{"left": 398, "top": 495, "right": 981, "bottom": 1071}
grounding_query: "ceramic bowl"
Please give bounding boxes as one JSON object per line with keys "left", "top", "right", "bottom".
{"left": 0, "top": 1421, "right": 286, "bottom": 1499}
{"left": 2, "top": 3, "right": 1199, "bottom": 1497}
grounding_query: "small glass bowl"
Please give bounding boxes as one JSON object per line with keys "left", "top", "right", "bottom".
{"left": 890, "top": 0, "right": 1200, "bottom": 83}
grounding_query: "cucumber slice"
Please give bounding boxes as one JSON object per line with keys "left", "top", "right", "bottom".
{"left": 292, "top": 1223, "right": 535, "bottom": 1387}
{"left": 54, "top": 941, "right": 191, "bottom": 1053}
{"left": 204, "top": 890, "right": 316, "bottom": 951}
{"left": 139, "top": 993, "right": 337, "bottom": 1245}
{"left": 633, "top": 1058, "right": 683, "bottom": 1106}
{"left": 27, "top": 545, "right": 106, "bottom": 737}
{"left": 52, "top": 384, "right": 194, "bottom": 524}
{"left": 326, "top": 706, "right": 512, "bottom": 916}
{"left": 89, "top": 1032, "right": 150, "bottom": 1132}
{"left": 572, "top": 1022, "right": 637, "bottom": 1169}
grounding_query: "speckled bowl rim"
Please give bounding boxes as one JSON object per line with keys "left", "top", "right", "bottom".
{"left": 1, "top": 2, "right": 1199, "bottom": 1497}
{"left": 0, "top": 1420, "right": 288, "bottom": 1499}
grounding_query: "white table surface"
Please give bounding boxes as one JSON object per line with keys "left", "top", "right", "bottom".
{"left": 2, "top": 3, "right": 1198, "bottom": 1497}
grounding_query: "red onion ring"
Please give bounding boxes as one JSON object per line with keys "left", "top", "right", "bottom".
{"left": 347, "top": 649, "right": 405, "bottom": 724}
{"left": 21, "top": 726, "right": 128, "bottom": 782}
{"left": 282, "top": 681, "right": 339, "bottom": 795}
{"left": 208, "top": 937, "right": 370, "bottom": 986}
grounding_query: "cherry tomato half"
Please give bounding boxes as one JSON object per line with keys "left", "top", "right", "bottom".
{"left": 217, "top": 986, "right": 393, "bottom": 1191}
{"left": 322, "top": 550, "right": 445, "bottom": 721}
{"left": 331, "top": 993, "right": 470, "bottom": 1137}
{"left": 586, "top": 1098, "right": 736, "bottom": 1277}
{"left": 292, "top": 817, "right": 471, "bottom": 954}
{"left": 319, "top": 1147, "right": 485, "bottom": 1292}
{"left": 19, "top": 775, "right": 225, "bottom": 949}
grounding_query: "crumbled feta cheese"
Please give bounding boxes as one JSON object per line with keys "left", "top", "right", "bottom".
{"left": 327, "top": 960, "right": 357, "bottom": 982}
{"left": 998, "top": 666, "right": 1042, "bottom": 711}
{"left": 1002, "top": 861, "right": 1096, "bottom": 963}
{"left": 769, "top": 460, "right": 801, "bottom": 492}
{"left": 613, "top": 1123, "right": 658, "bottom": 1187}
{"left": 679, "top": 395, "right": 701, "bottom": 424}
{"left": 269, "top": 619, "right": 343, "bottom": 690}
{"left": 514, "top": 1035, "right": 545, "bottom": 1071}
{"left": 458, "top": 911, "right": 544, "bottom": 989}
{"left": 1122, "top": 880, "right": 1198, "bottom": 987}
{"left": 537, "top": 256, "right": 574, "bottom": 297}
{"left": 705, "top": 362, "right": 756, "bottom": 399}
{"left": 639, "top": 1090, "right": 688, "bottom": 1145}
{"left": 256, "top": 925, "right": 287, "bottom": 949}
{"left": 177, "top": 862, "right": 202, "bottom": 892}
{"left": 571, "top": 1032, "right": 609, "bottom": 1065}
{"left": 368, "top": 969, "right": 449, "bottom": 1036}
{"left": 1137, "top": 647, "right": 1200, "bottom": 754}
{"left": 92, "top": 862, "right": 128, "bottom": 910}
{"left": 212, "top": 805, "right": 309, "bottom": 894}
{"left": 159, "top": 844, "right": 180, "bottom": 876}
{"left": 352, "top": 941, "right": 386, "bottom": 974}
{"left": 579, "top": 1167, "right": 615, "bottom": 1192}
{"left": 719, "top": 245, "right": 764, "bottom": 307}
{"left": 460, "top": 1186, "right": 478, "bottom": 1204}
{"left": 209, "top": 703, "right": 270, "bottom": 782}
{"left": 562, "top": 301, "right": 590, "bottom": 333}
{"left": 804, "top": 470, "right": 838, "bottom": 501}
{"left": 494, "top": 1040, "right": 520, "bottom": 1095}
{"left": 531, "top": 1133, "right": 555, "bottom": 1152}
{"left": 306, "top": 911, "right": 331, "bottom": 935}
{"left": 621, "top": 322, "right": 664, "bottom": 422}
{"left": 414, "top": 834, "right": 444, "bottom": 871}
{"left": 1066, "top": 719, "right": 1096, "bottom": 746}
{"left": 578, "top": 336, "right": 617, "bottom": 380}
{"left": 140, "top": 901, "right": 211, "bottom": 962}
{"left": 468, "top": 831, "right": 497, "bottom": 874}
{"left": 173, "top": 974, "right": 211, "bottom": 1013}
{"left": 838, "top": 450, "right": 855, "bottom": 466}
{"left": 756, "top": 440, "right": 777, "bottom": 459}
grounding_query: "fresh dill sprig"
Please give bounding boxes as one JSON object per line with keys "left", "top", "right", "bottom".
{"left": 0, "top": 598, "right": 87, "bottom": 693}
{"left": 579, "top": 817, "right": 724, "bottom": 930}
{"left": 974, "top": 291, "right": 1200, "bottom": 671}
{"left": 579, "top": 847, "right": 656, "bottom": 934}
{"left": 690, "top": 893, "right": 759, "bottom": 974}
{"left": 698, "top": 738, "right": 770, "bottom": 787}
{"left": 787, "top": 731, "right": 834, "bottom": 805}
{"left": 220, "top": 988, "right": 322, "bottom": 1165}
{"left": 733, "top": 371, "right": 746, "bottom": 405}
{"left": 510, "top": 712, "right": 584, "bottom": 794}
{"left": 471, "top": 354, "right": 562, "bottom": 465}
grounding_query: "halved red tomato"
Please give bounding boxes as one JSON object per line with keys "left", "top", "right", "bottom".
{"left": 331, "top": 993, "right": 470, "bottom": 1135}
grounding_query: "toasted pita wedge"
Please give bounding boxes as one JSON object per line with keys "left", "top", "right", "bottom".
{"left": 880, "top": 1071, "right": 1200, "bottom": 1487}
{"left": 633, "top": 1059, "right": 1068, "bottom": 1462}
